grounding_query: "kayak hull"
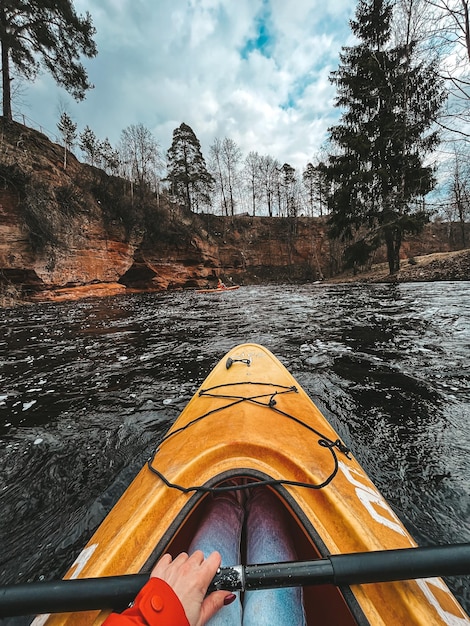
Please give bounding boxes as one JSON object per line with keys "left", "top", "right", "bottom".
{"left": 36, "top": 344, "right": 469, "bottom": 625}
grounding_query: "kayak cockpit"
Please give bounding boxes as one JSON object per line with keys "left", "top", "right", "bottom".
{"left": 140, "top": 476, "right": 364, "bottom": 626}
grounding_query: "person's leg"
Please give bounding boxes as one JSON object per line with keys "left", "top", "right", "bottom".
{"left": 189, "top": 494, "right": 244, "bottom": 625}
{"left": 243, "top": 487, "right": 306, "bottom": 626}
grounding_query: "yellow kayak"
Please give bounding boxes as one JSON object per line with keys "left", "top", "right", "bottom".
{"left": 34, "top": 343, "right": 468, "bottom": 625}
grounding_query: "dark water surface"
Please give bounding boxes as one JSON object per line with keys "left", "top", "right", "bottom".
{"left": 1, "top": 282, "right": 469, "bottom": 621}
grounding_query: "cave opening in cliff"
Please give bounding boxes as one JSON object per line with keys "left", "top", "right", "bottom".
{"left": 0, "top": 269, "right": 44, "bottom": 294}
{"left": 119, "top": 264, "right": 158, "bottom": 289}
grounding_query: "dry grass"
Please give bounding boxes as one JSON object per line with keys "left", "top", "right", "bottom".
{"left": 328, "top": 249, "right": 470, "bottom": 283}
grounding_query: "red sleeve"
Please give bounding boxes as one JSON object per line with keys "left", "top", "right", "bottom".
{"left": 103, "top": 577, "right": 190, "bottom": 626}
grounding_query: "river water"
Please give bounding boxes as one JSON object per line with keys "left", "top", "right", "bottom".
{"left": 0, "top": 282, "right": 469, "bottom": 622}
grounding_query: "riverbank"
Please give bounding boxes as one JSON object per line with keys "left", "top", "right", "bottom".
{"left": 328, "top": 248, "right": 470, "bottom": 284}
{"left": 1, "top": 248, "right": 468, "bottom": 307}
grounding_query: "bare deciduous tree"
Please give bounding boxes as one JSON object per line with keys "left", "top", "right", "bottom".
{"left": 209, "top": 137, "right": 242, "bottom": 216}
{"left": 257, "top": 155, "right": 280, "bottom": 217}
{"left": 120, "top": 123, "right": 162, "bottom": 197}
{"left": 243, "top": 151, "right": 263, "bottom": 216}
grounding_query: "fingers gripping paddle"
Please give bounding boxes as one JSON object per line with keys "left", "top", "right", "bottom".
{"left": 0, "top": 544, "right": 469, "bottom": 617}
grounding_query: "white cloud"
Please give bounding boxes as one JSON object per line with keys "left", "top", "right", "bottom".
{"left": 19, "top": 0, "right": 356, "bottom": 171}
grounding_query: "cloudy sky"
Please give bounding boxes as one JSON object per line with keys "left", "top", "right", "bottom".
{"left": 17, "top": 0, "right": 357, "bottom": 172}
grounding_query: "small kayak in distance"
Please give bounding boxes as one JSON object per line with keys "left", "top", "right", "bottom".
{"left": 196, "top": 285, "right": 240, "bottom": 293}
{"left": 34, "top": 343, "right": 469, "bottom": 625}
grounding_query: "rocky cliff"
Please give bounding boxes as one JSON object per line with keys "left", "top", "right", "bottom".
{"left": 0, "top": 119, "right": 330, "bottom": 301}
{"left": 0, "top": 119, "right": 142, "bottom": 300}
{"left": 0, "top": 118, "right": 468, "bottom": 304}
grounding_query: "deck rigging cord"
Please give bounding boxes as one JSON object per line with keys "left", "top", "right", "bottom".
{"left": 147, "top": 381, "right": 351, "bottom": 494}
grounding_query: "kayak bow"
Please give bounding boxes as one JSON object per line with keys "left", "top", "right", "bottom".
{"left": 22, "top": 343, "right": 469, "bottom": 624}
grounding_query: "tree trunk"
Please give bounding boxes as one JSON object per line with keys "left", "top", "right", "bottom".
{"left": 228, "top": 182, "right": 234, "bottom": 216}
{"left": 457, "top": 199, "right": 467, "bottom": 248}
{"left": 212, "top": 149, "right": 228, "bottom": 216}
{"left": 267, "top": 189, "right": 273, "bottom": 217}
{"left": 463, "top": 0, "right": 470, "bottom": 63}
{"left": 385, "top": 228, "right": 401, "bottom": 274}
{"left": 185, "top": 181, "right": 191, "bottom": 212}
{"left": 1, "top": 39, "right": 12, "bottom": 120}
{"left": 183, "top": 148, "right": 191, "bottom": 211}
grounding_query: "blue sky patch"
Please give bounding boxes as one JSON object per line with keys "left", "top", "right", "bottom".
{"left": 240, "top": 1, "right": 274, "bottom": 59}
{"left": 281, "top": 73, "right": 313, "bottom": 111}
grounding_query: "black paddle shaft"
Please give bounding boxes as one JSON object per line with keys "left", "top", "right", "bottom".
{"left": 1, "top": 544, "right": 469, "bottom": 617}
{"left": 208, "top": 543, "right": 470, "bottom": 592}
{"left": 0, "top": 574, "right": 148, "bottom": 618}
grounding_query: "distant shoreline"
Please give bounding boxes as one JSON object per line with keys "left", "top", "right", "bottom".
{"left": 1, "top": 249, "right": 469, "bottom": 308}
{"left": 325, "top": 249, "right": 470, "bottom": 284}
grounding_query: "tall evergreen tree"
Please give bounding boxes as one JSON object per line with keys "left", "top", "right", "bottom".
{"left": 79, "top": 125, "right": 99, "bottom": 166}
{"left": 281, "top": 163, "right": 297, "bottom": 217}
{"left": 167, "top": 123, "right": 214, "bottom": 212}
{"left": 0, "top": 1, "right": 97, "bottom": 120}
{"left": 100, "top": 138, "right": 120, "bottom": 175}
{"left": 57, "top": 111, "right": 76, "bottom": 170}
{"left": 322, "top": 0, "right": 445, "bottom": 274}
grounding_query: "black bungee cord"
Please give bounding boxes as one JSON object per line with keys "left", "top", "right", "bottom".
{"left": 147, "top": 381, "right": 351, "bottom": 495}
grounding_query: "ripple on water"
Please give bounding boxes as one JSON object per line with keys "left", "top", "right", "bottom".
{"left": 0, "top": 283, "right": 469, "bottom": 619}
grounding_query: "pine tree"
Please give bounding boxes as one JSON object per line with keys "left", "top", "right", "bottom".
{"left": 323, "top": 0, "right": 445, "bottom": 274}
{"left": 79, "top": 125, "right": 99, "bottom": 166}
{"left": 0, "top": 1, "right": 97, "bottom": 120}
{"left": 167, "top": 123, "right": 214, "bottom": 212}
{"left": 281, "top": 163, "right": 297, "bottom": 217}
{"left": 57, "top": 112, "right": 76, "bottom": 170}
{"left": 100, "top": 138, "right": 120, "bottom": 175}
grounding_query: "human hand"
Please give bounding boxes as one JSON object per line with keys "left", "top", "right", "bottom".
{"left": 151, "top": 551, "right": 236, "bottom": 626}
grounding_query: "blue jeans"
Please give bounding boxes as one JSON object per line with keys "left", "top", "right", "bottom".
{"left": 189, "top": 487, "right": 306, "bottom": 626}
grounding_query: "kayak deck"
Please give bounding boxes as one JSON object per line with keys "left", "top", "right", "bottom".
{"left": 36, "top": 344, "right": 469, "bottom": 625}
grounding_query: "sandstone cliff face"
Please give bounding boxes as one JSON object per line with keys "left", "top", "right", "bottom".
{"left": 0, "top": 187, "right": 37, "bottom": 285}
{"left": 0, "top": 120, "right": 142, "bottom": 297}
{"left": 0, "top": 185, "right": 139, "bottom": 297}
{"left": 0, "top": 120, "right": 329, "bottom": 299}
{"left": 0, "top": 119, "right": 468, "bottom": 303}
{"left": 133, "top": 215, "right": 328, "bottom": 290}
